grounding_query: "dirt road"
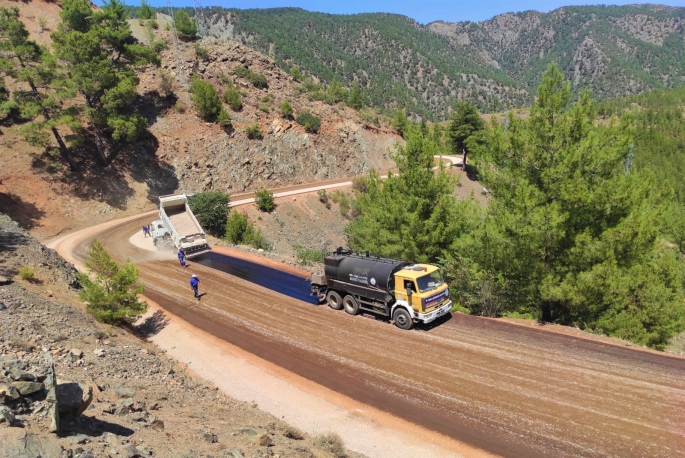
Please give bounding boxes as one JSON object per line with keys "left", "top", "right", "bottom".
{"left": 52, "top": 214, "right": 685, "bottom": 458}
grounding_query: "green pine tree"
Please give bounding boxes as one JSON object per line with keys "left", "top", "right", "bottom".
{"left": 449, "top": 100, "right": 484, "bottom": 160}
{"left": 347, "top": 81, "right": 363, "bottom": 110}
{"left": 173, "top": 10, "right": 197, "bottom": 41}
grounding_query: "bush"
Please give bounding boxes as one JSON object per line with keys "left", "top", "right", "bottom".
{"left": 173, "top": 102, "right": 186, "bottom": 113}
{"left": 279, "top": 100, "right": 294, "bottom": 119}
{"left": 294, "top": 244, "right": 323, "bottom": 265}
{"left": 189, "top": 78, "right": 222, "bottom": 121}
{"left": 150, "top": 19, "right": 159, "bottom": 29}
{"left": 317, "top": 189, "right": 331, "bottom": 209}
{"left": 187, "top": 191, "right": 230, "bottom": 237}
{"left": 225, "top": 210, "right": 249, "bottom": 244}
{"left": 217, "top": 109, "right": 232, "bottom": 130}
{"left": 352, "top": 176, "right": 368, "bottom": 193}
{"left": 139, "top": 0, "right": 154, "bottom": 19}
{"left": 194, "top": 43, "right": 209, "bottom": 61}
{"left": 159, "top": 71, "right": 174, "bottom": 97}
{"left": 313, "top": 433, "right": 347, "bottom": 458}
{"left": 280, "top": 424, "right": 304, "bottom": 440}
{"left": 226, "top": 211, "right": 272, "bottom": 250}
{"left": 77, "top": 240, "right": 148, "bottom": 326}
{"left": 234, "top": 66, "right": 268, "bottom": 89}
{"left": 258, "top": 103, "right": 270, "bottom": 113}
{"left": 173, "top": 10, "right": 197, "bottom": 41}
{"left": 296, "top": 111, "right": 321, "bottom": 133}
{"left": 18, "top": 266, "right": 35, "bottom": 281}
{"left": 223, "top": 86, "right": 243, "bottom": 111}
{"left": 245, "top": 123, "right": 263, "bottom": 140}
{"left": 290, "top": 65, "right": 302, "bottom": 81}
{"left": 255, "top": 188, "right": 275, "bottom": 212}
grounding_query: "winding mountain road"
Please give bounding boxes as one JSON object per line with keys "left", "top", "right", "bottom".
{"left": 49, "top": 170, "right": 685, "bottom": 458}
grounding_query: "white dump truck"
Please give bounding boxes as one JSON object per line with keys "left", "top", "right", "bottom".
{"left": 151, "top": 194, "right": 210, "bottom": 256}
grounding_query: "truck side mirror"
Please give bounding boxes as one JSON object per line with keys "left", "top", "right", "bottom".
{"left": 406, "top": 287, "right": 412, "bottom": 297}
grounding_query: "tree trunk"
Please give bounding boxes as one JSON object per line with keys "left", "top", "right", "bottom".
{"left": 462, "top": 148, "right": 467, "bottom": 170}
{"left": 25, "top": 79, "right": 77, "bottom": 172}
{"left": 91, "top": 125, "right": 108, "bottom": 166}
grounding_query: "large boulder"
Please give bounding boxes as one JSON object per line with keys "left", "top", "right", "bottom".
{"left": 0, "top": 382, "right": 20, "bottom": 404}
{"left": 12, "top": 381, "right": 44, "bottom": 396}
{"left": 56, "top": 381, "right": 93, "bottom": 416}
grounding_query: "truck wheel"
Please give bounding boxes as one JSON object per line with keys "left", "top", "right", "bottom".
{"left": 343, "top": 295, "right": 359, "bottom": 315}
{"left": 326, "top": 291, "right": 343, "bottom": 310}
{"left": 393, "top": 308, "right": 414, "bottom": 330}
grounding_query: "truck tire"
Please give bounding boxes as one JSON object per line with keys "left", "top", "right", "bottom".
{"left": 343, "top": 295, "right": 360, "bottom": 315}
{"left": 326, "top": 291, "right": 343, "bottom": 310}
{"left": 393, "top": 307, "right": 414, "bottom": 330}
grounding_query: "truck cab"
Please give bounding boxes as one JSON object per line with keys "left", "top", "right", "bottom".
{"left": 392, "top": 264, "right": 452, "bottom": 329}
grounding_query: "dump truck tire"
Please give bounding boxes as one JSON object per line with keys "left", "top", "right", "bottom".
{"left": 343, "top": 295, "right": 360, "bottom": 315}
{"left": 326, "top": 291, "right": 343, "bottom": 310}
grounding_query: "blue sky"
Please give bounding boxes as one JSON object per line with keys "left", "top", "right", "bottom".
{"left": 132, "top": 1, "right": 685, "bottom": 24}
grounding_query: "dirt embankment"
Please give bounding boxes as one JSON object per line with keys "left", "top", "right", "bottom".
{"left": 0, "top": 0, "right": 400, "bottom": 241}
{"left": 0, "top": 212, "right": 370, "bottom": 458}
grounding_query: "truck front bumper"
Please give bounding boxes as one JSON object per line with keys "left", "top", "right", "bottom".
{"left": 415, "top": 301, "right": 452, "bottom": 324}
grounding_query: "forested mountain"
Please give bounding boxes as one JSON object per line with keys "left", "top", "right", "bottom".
{"left": 153, "top": 4, "right": 685, "bottom": 120}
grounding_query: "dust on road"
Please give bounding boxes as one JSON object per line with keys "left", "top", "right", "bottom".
{"left": 54, "top": 214, "right": 685, "bottom": 458}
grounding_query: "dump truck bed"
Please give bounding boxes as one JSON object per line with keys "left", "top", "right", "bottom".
{"left": 166, "top": 207, "right": 202, "bottom": 236}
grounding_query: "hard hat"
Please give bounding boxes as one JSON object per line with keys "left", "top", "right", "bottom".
{"left": 192, "top": 274, "right": 197, "bottom": 278}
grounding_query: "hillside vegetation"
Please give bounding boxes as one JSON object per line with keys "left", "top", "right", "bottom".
{"left": 144, "top": 5, "right": 685, "bottom": 120}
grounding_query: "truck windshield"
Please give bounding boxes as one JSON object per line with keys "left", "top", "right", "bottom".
{"left": 416, "top": 270, "right": 444, "bottom": 293}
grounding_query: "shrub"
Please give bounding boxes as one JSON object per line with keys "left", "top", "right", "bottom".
{"left": 18, "top": 266, "right": 35, "bottom": 281}
{"left": 258, "top": 103, "right": 270, "bottom": 113}
{"left": 245, "top": 123, "right": 263, "bottom": 140}
{"left": 149, "top": 19, "right": 159, "bottom": 29}
{"left": 217, "top": 109, "right": 232, "bottom": 130}
{"left": 223, "top": 86, "right": 243, "bottom": 111}
{"left": 77, "top": 240, "right": 148, "bottom": 326}
{"left": 45, "top": 162, "right": 62, "bottom": 174}
{"left": 159, "top": 71, "right": 174, "bottom": 97}
{"left": 279, "top": 100, "right": 294, "bottom": 119}
{"left": 317, "top": 189, "right": 331, "bottom": 209}
{"left": 194, "top": 43, "right": 209, "bottom": 61}
{"left": 296, "top": 111, "right": 321, "bottom": 133}
{"left": 280, "top": 424, "right": 304, "bottom": 440}
{"left": 187, "top": 191, "right": 230, "bottom": 237}
{"left": 352, "top": 176, "right": 368, "bottom": 193}
{"left": 173, "top": 102, "right": 186, "bottom": 112}
{"left": 173, "top": 10, "right": 197, "bottom": 41}
{"left": 189, "top": 78, "right": 222, "bottom": 121}
{"left": 294, "top": 244, "right": 323, "bottom": 265}
{"left": 339, "top": 195, "right": 351, "bottom": 217}
{"left": 225, "top": 211, "right": 272, "bottom": 250}
{"left": 225, "top": 211, "right": 249, "bottom": 244}
{"left": 290, "top": 65, "right": 302, "bottom": 81}
{"left": 139, "top": 0, "right": 154, "bottom": 20}
{"left": 234, "top": 66, "right": 268, "bottom": 89}
{"left": 313, "top": 433, "right": 346, "bottom": 458}
{"left": 255, "top": 188, "right": 275, "bottom": 212}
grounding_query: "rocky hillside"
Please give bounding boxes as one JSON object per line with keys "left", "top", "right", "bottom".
{"left": 0, "top": 212, "right": 365, "bottom": 458}
{"left": 176, "top": 4, "right": 685, "bottom": 119}
{"left": 0, "top": 0, "right": 399, "bottom": 239}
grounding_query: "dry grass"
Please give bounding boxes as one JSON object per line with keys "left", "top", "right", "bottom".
{"left": 10, "top": 339, "right": 37, "bottom": 352}
{"left": 280, "top": 424, "right": 304, "bottom": 440}
{"left": 666, "top": 331, "right": 685, "bottom": 356}
{"left": 313, "top": 433, "right": 347, "bottom": 457}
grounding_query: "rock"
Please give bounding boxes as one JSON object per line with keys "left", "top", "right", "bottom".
{"left": 0, "top": 302, "right": 5, "bottom": 311}
{"left": 122, "top": 444, "right": 140, "bottom": 458}
{"left": 70, "top": 434, "right": 88, "bottom": 445}
{"left": 0, "top": 430, "right": 63, "bottom": 457}
{"left": 234, "top": 427, "right": 258, "bottom": 436}
{"left": 227, "top": 451, "right": 245, "bottom": 458}
{"left": 94, "top": 348, "right": 106, "bottom": 357}
{"left": 0, "top": 276, "right": 11, "bottom": 285}
{"left": 136, "top": 444, "right": 151, "bottom": 456}
{"left": 12, "top": 381, "right": 44, "bottom": 395}
{"left": 114, "top": 386, "right": 136, "bottom": 398}
{"left": 103, "top": 432, "right": 120, "bottom": 446}
{"left": 69, "top": 348, "right": 84, "bottom": 361}
{"left": 9, "top": 367, "right": 38, "bottom": 381}
{"left": 46, "top": 388, "right": 59, "bottom": 433}
{"left": 0, "top": 382, "right": 21, "bottom": 403}
{"left": 150, "top": 419, "right": 164, "bottom": 431}
{"left": 1, "top": 408, "right": 18, "bottom": 426}
{"left": 203, "top": 432, "right": 218, "bottom": 443}
{"left": 56, "top": 381, "right": 93, "bottom": 416}
{"left": 257, "top": 433, "right": 273, "bottom": 447}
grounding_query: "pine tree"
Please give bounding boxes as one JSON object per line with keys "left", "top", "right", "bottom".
{"left": 138, "top": 0, "right": 154, "bottom": 20}
{"left": 0, "top": 7, "right": 79, "bottom": 170}
{"left": 173, "top": 10, "right": 197, "bottom": 41}
{"left": 392, "top": 108, "right": 408, "bottom": 137}
{"left": 51, "top": 0, "right": 160, "bottom": 165}
{"left": 347, "top": 81, "right": 363, "bottom": 110}
{"left": 449, "top": 100, "right": 484, "bottom": 162}
{"left": 189, "top": 78, "right": 222, "bottom": 121}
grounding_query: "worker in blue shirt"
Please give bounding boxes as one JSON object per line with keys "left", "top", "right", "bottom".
{"left": 190, "top": 274, "right": 200, "bottom": 299}
{"left": 177, "top": 248, "right": 186, "bottom": 268}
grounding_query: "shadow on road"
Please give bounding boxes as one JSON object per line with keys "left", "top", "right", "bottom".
{"left": 135, "top": 310, "right": 170, "bottom": 338}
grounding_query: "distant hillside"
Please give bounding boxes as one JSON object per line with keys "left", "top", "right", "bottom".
{"left": 146, "top": 4, "right": 685, "bottom": 120}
